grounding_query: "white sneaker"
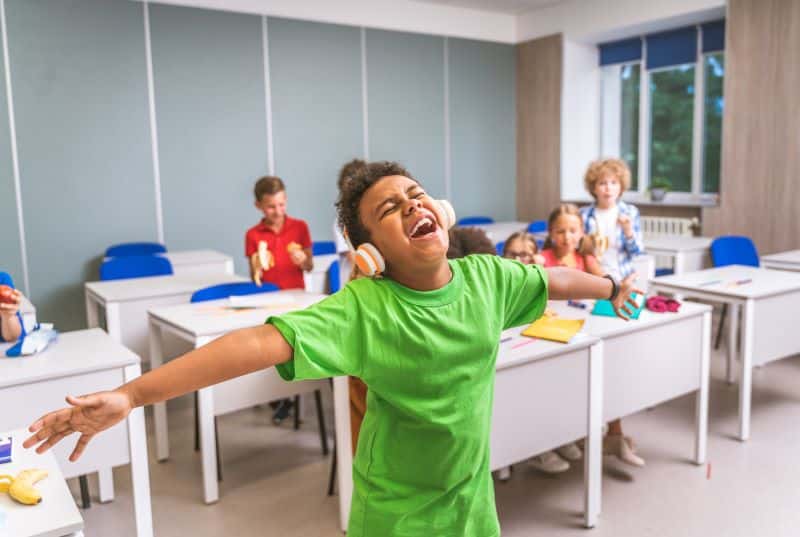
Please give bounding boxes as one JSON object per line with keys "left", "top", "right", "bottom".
{"left": 556, "top": 442, "right": 582, "bottom": 461}
{"left": 530, "top": 451, "right": 570, "bottom": 474}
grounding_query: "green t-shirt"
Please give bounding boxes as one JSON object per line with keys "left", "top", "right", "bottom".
{"left": 270, "top": 255, "right": 548, "bottom": 537}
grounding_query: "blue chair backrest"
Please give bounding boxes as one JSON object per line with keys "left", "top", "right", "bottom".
{"left": 100, "top": 255, "right": 173, "bottom": 281}
{"left": 327, "top": 260, "right": 341, "bottom": 294}
{"left": 710, "top": 236, "right": 760, "bottom": 268}
{"left": 495, "top": 241, "right": 505, "bottom": 255}
{"left": 312, "top": 241, "right": 337, "bottom": 255}
{"left": 457, "top": 216, "right": 494, "bottom": 226}
{"left": 105, "top": 242, "right": 167, "bottom": 257}
{"left": 527, "top": 220, "right": 547, "bottom": 233}
{"left": 190, "top": 281, "right": 279, "bottom": 303}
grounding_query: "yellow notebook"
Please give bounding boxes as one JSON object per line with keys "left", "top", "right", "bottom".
{"left": 521, "top": 316, "right": 585, "bottom": 343}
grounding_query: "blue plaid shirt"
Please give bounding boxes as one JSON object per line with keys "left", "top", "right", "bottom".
{"left": 580, "top": 200, "right": 643, "bottom": 279}
{"left": 0, "top": 272, "right": 25, "bottom": 342}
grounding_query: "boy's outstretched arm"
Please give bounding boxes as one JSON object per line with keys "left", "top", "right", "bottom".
{"left": 24, "top": 324, "right": 292, "bottom": 461}
{"left": 546, "top": 267, "right": 643, "bottom": 319}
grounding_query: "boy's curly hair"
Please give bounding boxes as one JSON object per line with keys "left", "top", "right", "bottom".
{"left": 335, "top": 159, "right": 415, "bottom": 249}
{"left": 447, "top": 227, "right": 496, "bottom": 259}
{"left": 583, "top": 158, "right": 631, "bottom": 199}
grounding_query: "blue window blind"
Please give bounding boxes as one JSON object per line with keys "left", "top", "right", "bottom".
{"left": 646, "top": 26, "right": 697, "bottom": 69}
{"left": 599, "top": 37, "right": 642, "bottom": 66}
{"left": 702, "top": 20, "right": 725, "bottom": 53}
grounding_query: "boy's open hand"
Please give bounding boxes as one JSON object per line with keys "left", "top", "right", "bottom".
{"left": 23, "top": 391, "right": 133, "bottom": 462}
{"left": 289, "top": 248, "right": 307, "bottom": 267}
{"left": 612, "top": 273, "right": 644, "bottom": 321}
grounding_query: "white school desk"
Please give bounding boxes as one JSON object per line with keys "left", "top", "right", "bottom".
{"left": 84, "top": 273, "right": 247, "bottom": 364}
{"left": 332, "top": 330, "right": 604, "bottom": 531}
{"left": 644, "top": 236, "right": 712, "bottom": 274}
{"left": 147, "top": 290, "right": 328, "bottom": 504}
{"left": 160, "top": 249, "right": 234, "bottom": 276}
{"left": 761, "top": 250, "right": 800, "bottom": 273}
{"left": 304, "top": 254, "right": 338, "bottom": 294}
{"left": 650, "top": 265, "right": 800, "bottom": 440}
{"left": 0, "top": 330, "right": 153, "bottom": 537}
{"left": 548, "top": 300, "right": 711, "bottom": 465}
{"left": 470, "top": 221, "right": 548, "bottom": 245}
{"left": 0, "top": 429, "right": 83, "bottom": 537}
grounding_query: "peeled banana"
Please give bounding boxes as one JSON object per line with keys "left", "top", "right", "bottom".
{"left": 0, "top": 469, "right": 48, "bottom": 505}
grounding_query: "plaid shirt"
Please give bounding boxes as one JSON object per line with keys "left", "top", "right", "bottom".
{"left": 580, "top": 200, "right": 643, "bottom": 279}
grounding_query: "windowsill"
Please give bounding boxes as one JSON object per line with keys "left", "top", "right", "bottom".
{"left": 563, "top": 193, "right": 719, "bottom": 208}
{"left": 623, "top": 192, "right": 719, "bottom": 208}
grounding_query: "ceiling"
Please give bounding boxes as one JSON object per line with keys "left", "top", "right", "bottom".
{"left": 411, "top": 0, "right": 570, "bottom": 16}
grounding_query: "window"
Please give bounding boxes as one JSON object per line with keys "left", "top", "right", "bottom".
{"left": 703, "top": 52, "right": 724, "bottom": 193}
{"left": 649, "top": 64, "right": 695, "bottom": 193}
{"left": 599, "top": 21, "right": 725, "bottom": 200}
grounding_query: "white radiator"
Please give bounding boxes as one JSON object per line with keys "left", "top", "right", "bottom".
{"left": 641, "top": 216, "right": 699, "bottom": 239}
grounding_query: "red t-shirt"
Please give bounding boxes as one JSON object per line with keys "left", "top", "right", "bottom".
{"left": 245, "top": 216, "right": 312, "bottom": 290}
{"left": 540, "top": 248, "right": 595, "bottom": 272}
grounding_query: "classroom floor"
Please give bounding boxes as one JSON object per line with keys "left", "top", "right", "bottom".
{"left": 72, "top": 338, "right": 800, "bottom": 537}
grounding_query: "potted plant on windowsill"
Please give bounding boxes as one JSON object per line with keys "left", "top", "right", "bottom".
{"left": 649, "top": 178, "right": 671, "bottom": 202}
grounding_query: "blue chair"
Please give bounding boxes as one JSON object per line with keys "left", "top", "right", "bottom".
{"left": 495, "top": 241, "right": 505, "bottom": 255}
{"left": 189, "top": 281, "right": 329, "bottom": 474}
{"left": 327, "top": 260, "right": 341, "bottom": 294}
{"left": 99, "top": 255, "right": 173, "bottom": 281}
{"left": 655, "top": 267, "right": 675, "bottom": 277}
{"left": 710, "top": 236, "right": 760, "bottom": 350}
{"left": 105, "top": 242, "right": 166, "bottom": 257}
{"left": 312, "top": 241, "right": 337, "bottom": 255}
{"left": 190, "top": 281, "right": 279, "bottom": 303}
{"left": 457, "top": 216, "right": 494, "bottom": 226}
{"left": 527, "top": 220, "right": 547, "bottom": 233}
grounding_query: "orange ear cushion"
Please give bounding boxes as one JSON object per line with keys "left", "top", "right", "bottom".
{"left": 355, "top": 243, "right": 385, "bottom": 276}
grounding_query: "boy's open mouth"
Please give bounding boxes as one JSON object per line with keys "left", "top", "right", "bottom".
{"left": 408, "top": 215, "right": 438, "bottom": 240}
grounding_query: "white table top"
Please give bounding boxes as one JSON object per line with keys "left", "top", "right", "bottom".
{"left": 159, "top": 249, "right": 232, "bottom": 266}
{"left": 496, "top": 324, "right": 599, "bottom": 371}
{"left": 761, "top": 249, "right": 800, "bottom": 265}
{"left": 651, "top": 265, "right": 800, "bottom": 299}
{"left": 0, "top": 329, "right": 140, "bottom": 389}
{"left": 470, "top": 221, "right": 538, "bottom": 243}
{"left": 547, "top": 299, "right": 711, "bottom": 339}
{"left": 0, "top": 429, "right": 84, "bottom": 537}
{"left": 644, "top": 235, "right": 712, "bottom": 253}
{"left": 148, "top": 290, "right": 327, "bottom": 339}
{"left": 85, "top": 273, "right": 248, "bottom": 303}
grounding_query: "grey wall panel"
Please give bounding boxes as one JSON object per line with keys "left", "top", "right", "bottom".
{"left": 269, "top": 17, "right": 363, "bottom": 241}
{"left": 7, "top": 0, "right": 157, "bottom": 329}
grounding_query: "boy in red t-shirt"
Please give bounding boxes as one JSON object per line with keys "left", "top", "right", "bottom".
{"left": 245, "top": 176, "right": 313, "bottom": 289}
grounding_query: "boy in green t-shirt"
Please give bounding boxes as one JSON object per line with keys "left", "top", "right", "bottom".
{"left": 24, "top": 160, "right": 640, "bottom": 537}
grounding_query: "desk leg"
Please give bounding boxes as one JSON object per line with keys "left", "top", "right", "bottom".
{"left": 85, "top": 292, "right": 99, "bottom": 329}
{"left": 125, "top": 364, "right": 154, "bottom": 537}
{"left": 695, "top": 311, "right": 711, "bottom": 464}
{"left": 106, "top": 302, "right": 122, "bottom": 341}
{"left": 198, "top": 384, "right": 218, "bottom": 504}
{"left": 333, "top": 376, "right": 353, "bottom": 533}
{"left": 584, "top": 341, "right": 603, "bottom": 529}
{"left": 149, "top": 321, "right": 169, "bottom": 462}
{"left": 97, "top": 469, "right": 114, "bottom": 503}
{"left": 673, "top": 252, "right": 685, "bottom": 301}
{"left": 727, "top": 303, "right": 740, "bottom": 385}
{"left": 738, "top": 300, "right": 755, "bottom": 441}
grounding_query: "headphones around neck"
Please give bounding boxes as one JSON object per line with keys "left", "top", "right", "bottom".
{"left": 344, "top": 199, "right": 456, "bottom": 277}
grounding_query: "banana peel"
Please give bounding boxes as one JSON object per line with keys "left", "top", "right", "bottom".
{"left": 0, "top": 469, "right": 48, "bottom": 505}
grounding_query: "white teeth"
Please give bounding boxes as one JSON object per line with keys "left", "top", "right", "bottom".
{"left": 410, "top": 217, "right": 433, "bottom": 237}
